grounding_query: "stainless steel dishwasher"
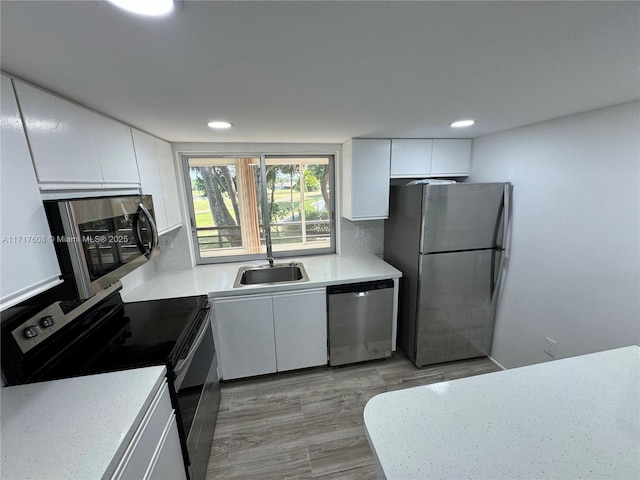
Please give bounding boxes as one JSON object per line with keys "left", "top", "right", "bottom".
{"left": 327, "top": 279, "right": 394, "bottom": 366}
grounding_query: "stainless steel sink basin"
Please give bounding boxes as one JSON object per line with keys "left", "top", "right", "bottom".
{"left": 233, "top": 262, "right": 309, "bottom": 287}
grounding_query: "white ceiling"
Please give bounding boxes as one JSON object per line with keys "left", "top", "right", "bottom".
{"left": 1, "top": 1, "right": 638, "bottom": 144}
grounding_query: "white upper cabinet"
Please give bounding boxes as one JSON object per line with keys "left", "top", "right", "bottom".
{"left": 341, "top": 139, "right": 391, "bottom": 221}
{"left": 132, "top": 129, "right": 168, "bottom": 232}
{"left": 92, "top": 114, "right": 140, "bottom": 186}
{"left": 13, "top": 80, "right": 139, "bottom": 190}
{"left": 132, "top": 129, "right": 182, "bottom": 234}
{"left": 390, "top": 139, "right": 433, "bottom": 177}
{"left": 154, "top": 139, "right": 182, "bottom": 231}
{"left": 15, "top": 80, "right": 103, "bottom": 186}
{"left": 1, "top": 75, "right": 62, "bottom": 310}
{"left": 389, "top": 138, "right": 471, "bottom": 178}
{"left": 430, "top": 139, "right": 472, "bottom": 177}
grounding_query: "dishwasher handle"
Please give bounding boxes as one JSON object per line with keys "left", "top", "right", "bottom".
{"left": 327, "top": 279, "right": 394, "bottom": 296}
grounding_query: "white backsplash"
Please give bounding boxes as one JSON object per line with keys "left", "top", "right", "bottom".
{"left": 122, "top": 217, "right": 385, "bottom": 293}
{"left": 338, "top": 218, "right": 384, "bottom": 256}
{"left": 154, "top": 227, "right": 192, "bottom": 272}
{"left": 119, "top": 260, "right": 157, "bottom": 298}
{"left": 119, "top": 227, "right": 193, "bottom": 297}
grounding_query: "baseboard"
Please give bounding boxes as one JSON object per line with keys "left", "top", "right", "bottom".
{"left": 488, "top": 355, "right": 507, "bottom": 370}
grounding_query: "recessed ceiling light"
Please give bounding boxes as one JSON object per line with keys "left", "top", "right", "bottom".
{"left": 207, "top": 121, "right": 233, "bottom": 130}
{"left": 450, "top": 119, "right": 475, "bottom": 128}
{"left": 107, "top": 0, "right": 175, "bottom": 17}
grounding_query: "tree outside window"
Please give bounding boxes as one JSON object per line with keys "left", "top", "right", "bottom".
{"left": 186, "top": 156, "right": 333, "bottom": 263}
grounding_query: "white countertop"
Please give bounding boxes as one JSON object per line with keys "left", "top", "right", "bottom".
{"left": 123, "top": 254, "right": 401, "bottom": 302}
{"left": 364, "top": 346, "right": 640, "bottom": 480}
{"left": 1, "top": 366, "right": 167, "bottom": 480}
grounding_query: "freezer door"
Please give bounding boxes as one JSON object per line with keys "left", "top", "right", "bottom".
{"left": 421, "top": 183, "right": 506, "bottom": 253}
{"left": 415, "top": 249, "right": 500, "bottom": 367}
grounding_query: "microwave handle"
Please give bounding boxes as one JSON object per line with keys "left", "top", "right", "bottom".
{"left": 137, "top": 202, "right": 159, "bottom": 256}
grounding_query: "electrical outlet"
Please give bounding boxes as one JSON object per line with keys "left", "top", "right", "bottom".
{"left": 159, "top": 236, "right": 173, "bottom": 250}
{"left": 544, "top": 337, "right": 557, "bottom": 357}
{"left": 356, "top": 225, "right": 366, "bottom": 238}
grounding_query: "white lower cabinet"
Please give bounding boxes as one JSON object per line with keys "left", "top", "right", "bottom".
{"left": 214, "top": 294, "right": 278, "bottom": 380}
{"left": 272, "top": 289, "right": 328, "bottom": 371}
{"left": 146, "top": 415, "right": 186, "bottom": 480}
{"left": 112, "top": 380, "right": 186, "bottom": 480}
{"left": 213, "top": 288, "right": 328, "bottom": 380}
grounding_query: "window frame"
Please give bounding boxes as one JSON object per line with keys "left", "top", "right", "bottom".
{"left": 183, "top": 153, "right": 336, "bottom": 265}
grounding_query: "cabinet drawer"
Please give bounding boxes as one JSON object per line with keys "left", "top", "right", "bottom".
{"left": 146, "top": 413, "right": 186, "bottom": 480}
{"left": 112, "top": 380, "right": 173, "bottom": 480}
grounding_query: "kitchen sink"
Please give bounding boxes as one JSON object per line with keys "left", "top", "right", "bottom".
{"left": 233, "top": 262, "right": 309, "bottom": 287}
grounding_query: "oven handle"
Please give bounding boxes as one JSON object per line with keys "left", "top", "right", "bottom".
{"left": 174, "top": 309, "right": 211, "bottom": 389}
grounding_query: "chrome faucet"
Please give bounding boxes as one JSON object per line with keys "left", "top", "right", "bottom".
{"left": 265, "top": 215, "right": 274, "bottom": 267}
{"left": 259, "top": 158, "right": 275, "bottom": 268}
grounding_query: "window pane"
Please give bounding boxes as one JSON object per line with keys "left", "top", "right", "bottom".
{"left": 188, "top": 157, "right": 263, "bottom": 258}
{"left": 265, "top": 157, "right": 331, "bottom": 252}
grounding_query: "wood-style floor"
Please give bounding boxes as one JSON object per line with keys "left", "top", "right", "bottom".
{"left": 206, "top": 352, "right": 501, "bottom": 479}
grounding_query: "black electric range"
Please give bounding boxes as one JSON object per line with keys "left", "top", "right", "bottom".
{"left": 2, "top": 290, "right": 206, "bottom": 383}
{"left": 1, "top": 286, "right": 219, "bottom": 480}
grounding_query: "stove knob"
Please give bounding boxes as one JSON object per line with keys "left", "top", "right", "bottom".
{"left": 23, "top": 326, "right": 39, "bottom": 339}
{"left": 39, "top": 316, "right": 55, "bottom": 328}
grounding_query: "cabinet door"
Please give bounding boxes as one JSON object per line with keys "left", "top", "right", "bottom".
{"left": 132, "top": 129, "right": 168, "bottom": 232}
{"left": 146, "top": 415, "right": 187, "bottom": 480}
{"left": 0, "top": 75, "right": 62, "bottom": 310}
{"left": 112, "top": 381, "right": 177, "bottom": 480}
{"left": 430, "top": 139, "right": 471, "bottom": 177}
{"left": 390, "top": 139, "right": 432, "bottom": 177}
{"left": 93, "top": 115, "right": 140, "bottom": 185}
{"left": 14, "top": 80, "right": 103, "bottom": 186}
{"left": 213, "top": 295, "right": 277, "bottom": 380}
{"left": 342, "top": 139, "right": 391, "bottom": 220}
{"left": 154, "top": 139, "right": 182, "bottom": 231}
{"left": 272, "top": 288, "right": 327, "bottom": 371}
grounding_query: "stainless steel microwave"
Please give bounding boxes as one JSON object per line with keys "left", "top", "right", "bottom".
{"left": 44, "top": 195, "right": 159, "bottom": 299}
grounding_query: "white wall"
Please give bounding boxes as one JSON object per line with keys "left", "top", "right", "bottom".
{"left": 469, "top": 102, "right": 640, "bottom": 368}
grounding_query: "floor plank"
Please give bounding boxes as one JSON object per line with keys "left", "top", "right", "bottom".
{"left": 206, "top": 351, "right": 501, "bottom": 479}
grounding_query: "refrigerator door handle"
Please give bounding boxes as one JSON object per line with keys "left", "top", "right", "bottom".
{"left": 501, "top": 183, "right": 511, "bottom": 252}
{"left": 490, "top": 250, "right": 504, "bottom": 304}
{"left": 491, "top": 184, "right": 510, "bottom": 304}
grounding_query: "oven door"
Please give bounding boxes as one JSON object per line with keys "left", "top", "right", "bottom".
{"left": 52, "top": 195, "right": 159, "bottom": 299}
{"left": 173, "top": 312, "right": 220, "bottom": 480}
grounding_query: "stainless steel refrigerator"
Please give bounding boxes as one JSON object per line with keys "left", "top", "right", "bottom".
{"left": 384, "top": 182, "right": 511, "bottom": 367}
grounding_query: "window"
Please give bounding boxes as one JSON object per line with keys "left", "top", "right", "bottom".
{"left": 185, "top": 155, "right": 334, "bottom": 263}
